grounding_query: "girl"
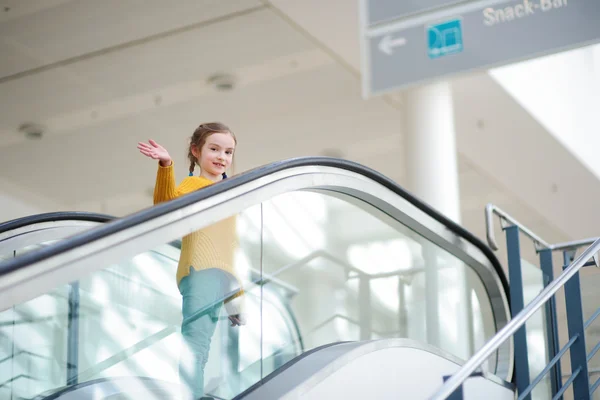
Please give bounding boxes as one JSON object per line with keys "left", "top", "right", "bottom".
{"left": 137, "top": 122, "right": 245, "bottom": 400}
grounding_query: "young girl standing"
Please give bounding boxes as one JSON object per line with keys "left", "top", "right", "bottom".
{"left": 137, "top": 122, "right": 244, "bottom": 400}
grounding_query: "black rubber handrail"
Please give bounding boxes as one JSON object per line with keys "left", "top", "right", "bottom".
{"left": 0, "top": 157, "right": 509, "bottom": 301}
{"left": 0, "top": 212, "right": 114, "bottom": 234}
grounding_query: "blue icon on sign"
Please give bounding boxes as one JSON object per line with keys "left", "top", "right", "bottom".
{"left": 427, "top": 18, "right": 463, "bottom": 59}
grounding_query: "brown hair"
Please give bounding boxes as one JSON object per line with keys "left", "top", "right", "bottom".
{"left": 188, "top": 122, "right": 237, "bottom": 175}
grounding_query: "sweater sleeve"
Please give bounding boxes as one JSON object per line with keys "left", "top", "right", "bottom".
{"left": 153, "top": 162, "right": 199, "bottom": 204}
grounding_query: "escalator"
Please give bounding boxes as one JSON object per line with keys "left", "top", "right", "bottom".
{"left": 0, "top": 157, "right": 513, "bottom": 399}
{"left": 0, "top": 214, "right": 303, "bottom": 399}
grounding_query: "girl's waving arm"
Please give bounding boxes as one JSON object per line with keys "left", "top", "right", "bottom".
{"left": 138, "top": 139, "right": 187, "bottom": 204}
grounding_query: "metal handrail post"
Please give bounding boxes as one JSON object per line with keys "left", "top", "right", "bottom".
{"left": 505, "top": 225, "right": 531, "bottom": 399}
{"left": 562, "top": 250, "right": 590, "bottom": 400}
{"left": 539, "top": 248, "right": 562, "bottom": 396}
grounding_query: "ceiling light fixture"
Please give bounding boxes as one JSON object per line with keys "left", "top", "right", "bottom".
{"left": 19, "top": 123, "right": 45, "bottom": 140}
{"left": 207, "top": 73, "right": 237, "bottom": 92}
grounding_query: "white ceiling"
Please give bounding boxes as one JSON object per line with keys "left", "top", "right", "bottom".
{"left": 0, "top": 0, "right": 596, "bottom": 250}
{"left": 0, "top": 0, "right": 263, "bottom": 76}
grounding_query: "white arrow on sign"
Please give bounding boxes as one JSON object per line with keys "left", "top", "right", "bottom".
{"left": 378, "top": 35, "right": 407, "bottom": 55}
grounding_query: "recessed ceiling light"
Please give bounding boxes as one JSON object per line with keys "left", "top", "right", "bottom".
{"left": 19, "top": 123, "right": 45, "bottom": 140}
{"left": 207, "top": 74, "right": 237, "bottom": 92}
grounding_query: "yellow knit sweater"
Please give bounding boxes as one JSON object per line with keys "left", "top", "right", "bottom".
{"left": 153, "top": 162, "right": 243, "bottom": 307}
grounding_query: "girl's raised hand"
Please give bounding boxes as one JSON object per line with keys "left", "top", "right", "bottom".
{"left": 137, "top": 139, "right": 172, "bottom": 166}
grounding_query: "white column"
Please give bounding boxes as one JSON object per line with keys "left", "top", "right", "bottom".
{"left": 404, "top": 81, "right": 461, "bottom": 223}
{"left": 403, "top": 81, "right": 471, "bottom": 359}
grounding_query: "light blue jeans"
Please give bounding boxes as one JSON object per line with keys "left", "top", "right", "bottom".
{"left": 178, "top": 268, "right": 236, "bottom": 399}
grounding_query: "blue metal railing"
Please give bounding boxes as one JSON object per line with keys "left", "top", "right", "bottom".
{"left": 561, "top": 249, "right": 591, "bottom": 399}
{"left": 431, "top": 204, "right": 600, "bottom": 400}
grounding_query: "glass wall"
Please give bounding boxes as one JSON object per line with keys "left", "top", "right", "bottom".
{"left": 0, "top": 189, "right": 503, "bottom": 399}
{"left": 0, "top": 240, "right": 70, "bottom": 399}
{"left": 260, "top": 191, "right": 496, "bottom": 366}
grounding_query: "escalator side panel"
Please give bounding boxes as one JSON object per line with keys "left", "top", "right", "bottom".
{"left": 239, "top": 339, "right": 515, "bottom": 400}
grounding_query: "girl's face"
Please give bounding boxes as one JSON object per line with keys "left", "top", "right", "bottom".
{"left": 193, "top": 132, "right": 235, "bottom": 181}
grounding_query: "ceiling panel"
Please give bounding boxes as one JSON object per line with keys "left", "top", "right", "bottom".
{"left": 270, "top": 0, "right": 361, "bottom": 71}
{"left": 0, "top": 7, "right": 319, "bottom": 147}
{"left": 0, "top": 0, "right": 262, "bottom": 78}
{"left": 0, "top": 0, "right": 72, "bottom": 23}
